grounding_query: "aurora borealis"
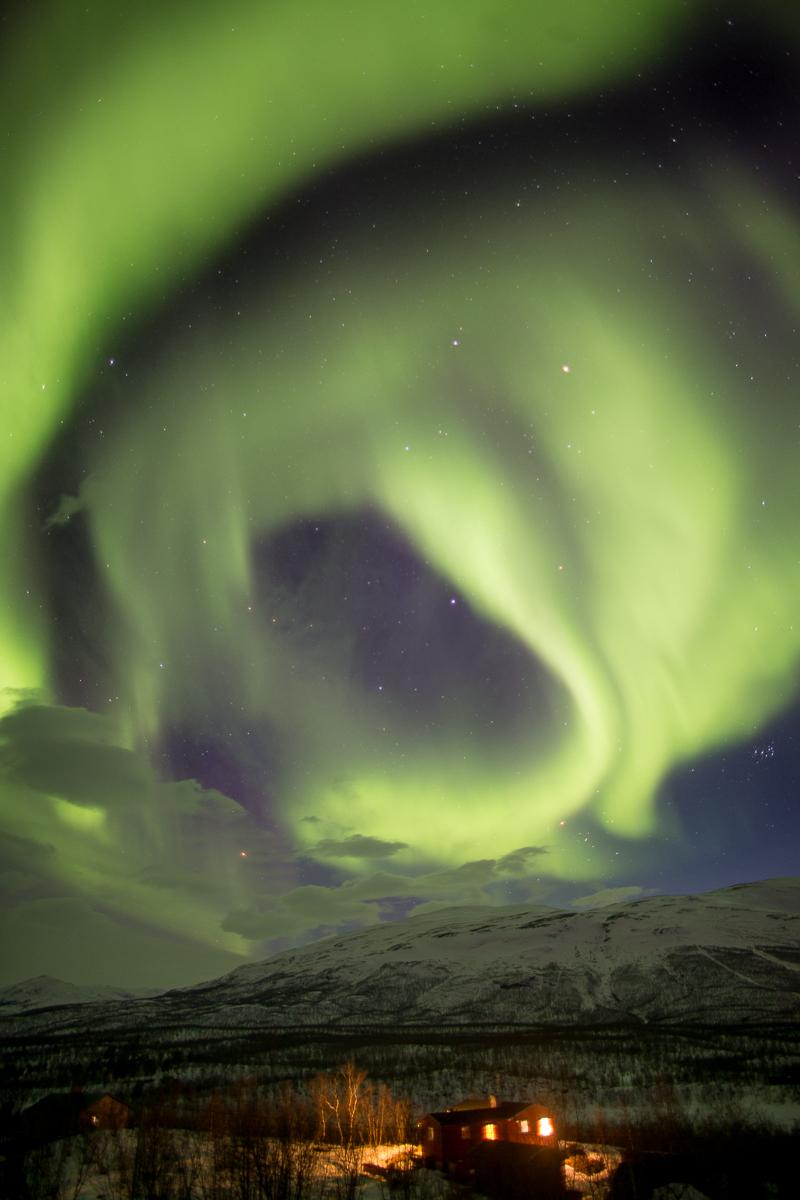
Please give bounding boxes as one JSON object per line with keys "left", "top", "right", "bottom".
{"left": 1, "top": 1, "right": 799, "bottom": 986}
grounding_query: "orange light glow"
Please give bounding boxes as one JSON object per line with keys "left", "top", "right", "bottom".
{"left": 537, "top": 1117, "right": 554, "bottom": 1137}
{"left": 483, "top": 1123, "right": 497, "bottom": 1140}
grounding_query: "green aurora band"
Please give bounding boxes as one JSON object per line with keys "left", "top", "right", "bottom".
{"left": 1, "top": 0, "right": 799, "bottom": 970}
{"left": 0, "top": 0, "right": 687, "bottom": 701}
{"left": 83, "top": 173, "right": 800, "bottom": 874}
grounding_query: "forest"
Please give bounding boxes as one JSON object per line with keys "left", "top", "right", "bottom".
{"left": 2, "top": 1025, "right": 798, "bottom": 1198}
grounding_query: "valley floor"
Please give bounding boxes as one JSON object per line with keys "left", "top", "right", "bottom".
{"left": 2, "top": 1023, "right": 798, "bottom": 1197}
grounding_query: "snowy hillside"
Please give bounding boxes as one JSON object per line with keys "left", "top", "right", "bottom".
{"left": 168, "top": 877, "right": 799, "bottom": 1027}
{"left": 0, "top": 974, "right": 158, "bottom": 1015}
{"left": 2, "top": 879, "right": 798, "bottom": 1035}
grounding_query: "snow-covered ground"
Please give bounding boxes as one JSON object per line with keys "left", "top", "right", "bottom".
{"left": 18, "top": 1134, "right": 626, "bottom": 1200}
{"left": 14, "top": 1128, "right": 800, "bottom": 1200}
{"left": 21, "top": 1135, "right": 422, "bottom": 1200}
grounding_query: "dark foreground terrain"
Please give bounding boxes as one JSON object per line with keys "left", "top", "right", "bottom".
{"left": 1, "top": 1021, "right": 798, "bottom": 1197}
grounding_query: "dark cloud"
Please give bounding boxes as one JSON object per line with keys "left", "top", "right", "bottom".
{"left": 497, "top": 845, "right": 548, "bottom": 873}
{"left": 0, "top": 696, "right": 273, "bottom": 983}
{"left": 223, "top": 845, "right": 552, "bottom": 942}
{"left": 310, "top": 833, "right": 409, "bottom": 859}
{"left": 42, "top": 484, "right": 91, "bottom": 531}
{"left": 571, "top": 885, "right": 648, "bottom": 908}
{"left": 0, "top": 833, "right": 64, "bottom": 902}
{"left": 0, "top": 703, "right": 148, "bottom": 807}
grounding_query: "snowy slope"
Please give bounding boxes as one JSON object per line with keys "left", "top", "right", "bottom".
{"left": 167, "top": 877, "right": 799, "bottom": 1027}
{"left": 0, "top": 974, "right": 158, "bottom": 1015}
{"left": 2, "top": 879, "right": 798, "bottom": 1034}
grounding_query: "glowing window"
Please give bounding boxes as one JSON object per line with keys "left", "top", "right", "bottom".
{"left": 519, "top": 1119, "right": 529, "bottom": 1134}
{"left": 483, "top": 1123, "right": 497, "bottom": 1141}
{"left": 460, "top": 1125, "right": 470, "bottom": 1139}
{"left": 426, "top": 1126, "right": 435, "bottom": 1141}
{"left": 537, "top": 1117, "right": 554, "bottom": 1137}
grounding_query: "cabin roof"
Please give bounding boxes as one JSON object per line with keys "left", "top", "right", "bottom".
{"left": 21, "top": 1091, "right": 127, "bottom": 1123}
{"left": 422, "top": 1101, "right": 536, "bottom": 1126}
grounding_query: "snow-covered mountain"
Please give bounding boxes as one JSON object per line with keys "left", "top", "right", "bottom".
{"left": 2, "top": 879, "right": 798, "bottom": 1034}
{"left": 0, "top": 974, "right": 158, "bottom": 1015}
{"left": 168, "top": 877, "right": 799, "bottom": 1027}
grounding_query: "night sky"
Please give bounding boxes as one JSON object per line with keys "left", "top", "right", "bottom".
{"left": 1, "top": 0, "right": 799, "bottom": 988}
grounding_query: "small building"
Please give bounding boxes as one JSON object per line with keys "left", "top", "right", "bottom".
{"left": 418, "top": 1096, "right": 556, "bottom": 1176}
{"left": 19, "top": 1091, "right": 129, "bottom": 1145}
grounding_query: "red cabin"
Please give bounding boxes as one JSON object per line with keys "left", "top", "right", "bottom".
{"left": 418, "top": 1096, "right": 556, "bottom": 1176}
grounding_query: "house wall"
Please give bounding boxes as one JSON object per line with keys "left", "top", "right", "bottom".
{"left": 418, "top": 1117, "right": 442, "bottom": 1167}
{"left": 79, "top": 1095, "right": 128, "bottom": 1131}
{"left": 419, "top": 1105, "right": 556, "bottom": 1172}
{"left": 503, "top": 1106, "right": 555, "bottom": 1144}
{"left": 429, "top": 1119, "right": 521, "bottom": 1172}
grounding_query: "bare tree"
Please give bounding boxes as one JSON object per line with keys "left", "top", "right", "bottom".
{"left": 311, "top": 1062, "right": 410, "bottom": 1151}
{"left": 312, "top": 1063, "right": 368, "bottom": 1151}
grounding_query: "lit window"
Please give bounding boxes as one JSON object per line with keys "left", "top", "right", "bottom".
{"left": 519, "top": 1119, "right": 529, "bottom": 1134}
{"left": 483, "top": 1123, "right": 497, "bottom": 1141}
{"left": 427, "top": 1126, "right": 435, "bottom": 1141}
{"left": 537, "top": 1117, "right": 554, "bottom": 1138}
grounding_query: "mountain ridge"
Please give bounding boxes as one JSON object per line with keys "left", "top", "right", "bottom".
{"left": 0, "top": 974, "right": 159, "bottom": 1016}
{"left": 1, "top": 878, "right": 797, "bottom": 1034}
